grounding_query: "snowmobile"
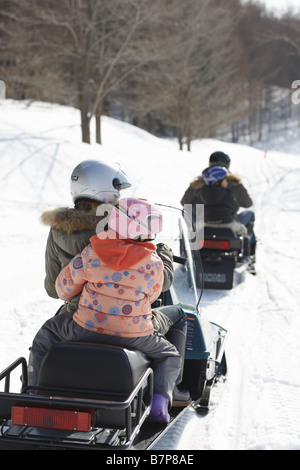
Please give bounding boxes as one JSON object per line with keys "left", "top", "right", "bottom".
{"left": 0, "top": 206, "right": 228, "bottom": 450}
{"left": 193, "top": 226, "right": 251, "bottom": 290}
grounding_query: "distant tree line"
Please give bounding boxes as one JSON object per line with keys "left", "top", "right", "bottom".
{"left": 0, "top": 0, "right": 299, "bottom": 149}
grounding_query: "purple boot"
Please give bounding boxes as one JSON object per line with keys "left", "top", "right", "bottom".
{"left": 148, "top": 393, "right": 170, "bottom": 424}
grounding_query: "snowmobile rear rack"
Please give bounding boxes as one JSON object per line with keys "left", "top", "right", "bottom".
{"left": 0, "top": 348, "right": 153, "bottom": 450}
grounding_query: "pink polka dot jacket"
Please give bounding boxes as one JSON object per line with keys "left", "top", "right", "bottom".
{"left": 55, "top": 231, "right": 164, "bottom": 337}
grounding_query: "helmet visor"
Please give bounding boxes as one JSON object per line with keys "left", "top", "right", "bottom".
{"left": 113, "top": 176, "right": 131, "bottom": 190}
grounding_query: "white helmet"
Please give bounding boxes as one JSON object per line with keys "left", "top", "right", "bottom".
{"left": 70, "top": 160, "right": 132, "bottom": 204}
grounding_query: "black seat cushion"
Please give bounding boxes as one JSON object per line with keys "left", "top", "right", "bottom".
{"left": 38, "top": 342, "right": 151, "bottom": 400}
{"left": 204, "top": 227, "right": 237, "bottom": 239}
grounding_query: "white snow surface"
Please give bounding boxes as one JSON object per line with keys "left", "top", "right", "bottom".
{"left": 0, "top": 99, "right": 300, "bottom": 450}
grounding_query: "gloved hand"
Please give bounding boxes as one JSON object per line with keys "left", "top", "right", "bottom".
{"left": 156, "top": 243, "right": 173, "bottom": 261}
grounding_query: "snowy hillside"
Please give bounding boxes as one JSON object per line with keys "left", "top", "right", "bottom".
{"left": 0, "top": 100, "right": 300, "bottom": 450}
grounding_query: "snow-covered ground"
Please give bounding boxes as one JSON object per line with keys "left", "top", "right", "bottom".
{"left": 0, "top": 100, "right": 299, "bottom": 450}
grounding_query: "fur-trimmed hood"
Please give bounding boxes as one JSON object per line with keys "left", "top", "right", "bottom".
{"left": 42, "top": 206, "right": 106, "bottom": 303}
{"left": 190, "top": 173, "right": 242, "bottom": 190}
{"left": 41, "top": 206, "right": 104, "bottom": 235}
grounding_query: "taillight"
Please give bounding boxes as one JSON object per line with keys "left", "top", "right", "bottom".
{"left": 201, "top": 240, "right": 229, "bottom": 250}
{"left": 12, "top": 405, "right": 93, "bottom": 432}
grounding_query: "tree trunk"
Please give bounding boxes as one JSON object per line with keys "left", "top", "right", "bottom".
{"left": 95, "top": 113, "right": 102, "bottom": 144}
{"left": 178, "top": 129, "right": 183, "bottom": 150}
{"left": 80, "top": 107, "right": 91, "bottom": 144}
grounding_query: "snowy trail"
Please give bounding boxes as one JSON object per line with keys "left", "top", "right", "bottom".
{"left": 0, "top": 100, "right": 300, "bottom": 450}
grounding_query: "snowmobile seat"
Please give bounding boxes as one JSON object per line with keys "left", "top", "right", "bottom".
{"left": 37, "top": 342, "right": 152, "bottom": 429}
{"left": 204, "top": 227, "right": 238, "bottom": 239}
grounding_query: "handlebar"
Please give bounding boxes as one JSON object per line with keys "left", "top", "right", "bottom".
{"left": 173, "top": 255, "right": 187, "bottom": 265}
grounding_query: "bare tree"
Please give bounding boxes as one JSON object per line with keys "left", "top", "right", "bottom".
{"left": 119, "top": 0, "right": 246, "bottom": 150}
{"left": 3, "top": 0, "right": 174, "bottom": 144}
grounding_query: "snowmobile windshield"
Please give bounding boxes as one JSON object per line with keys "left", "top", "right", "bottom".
{"left": 154, "top": 205, "right": 199, "bottom": 307}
